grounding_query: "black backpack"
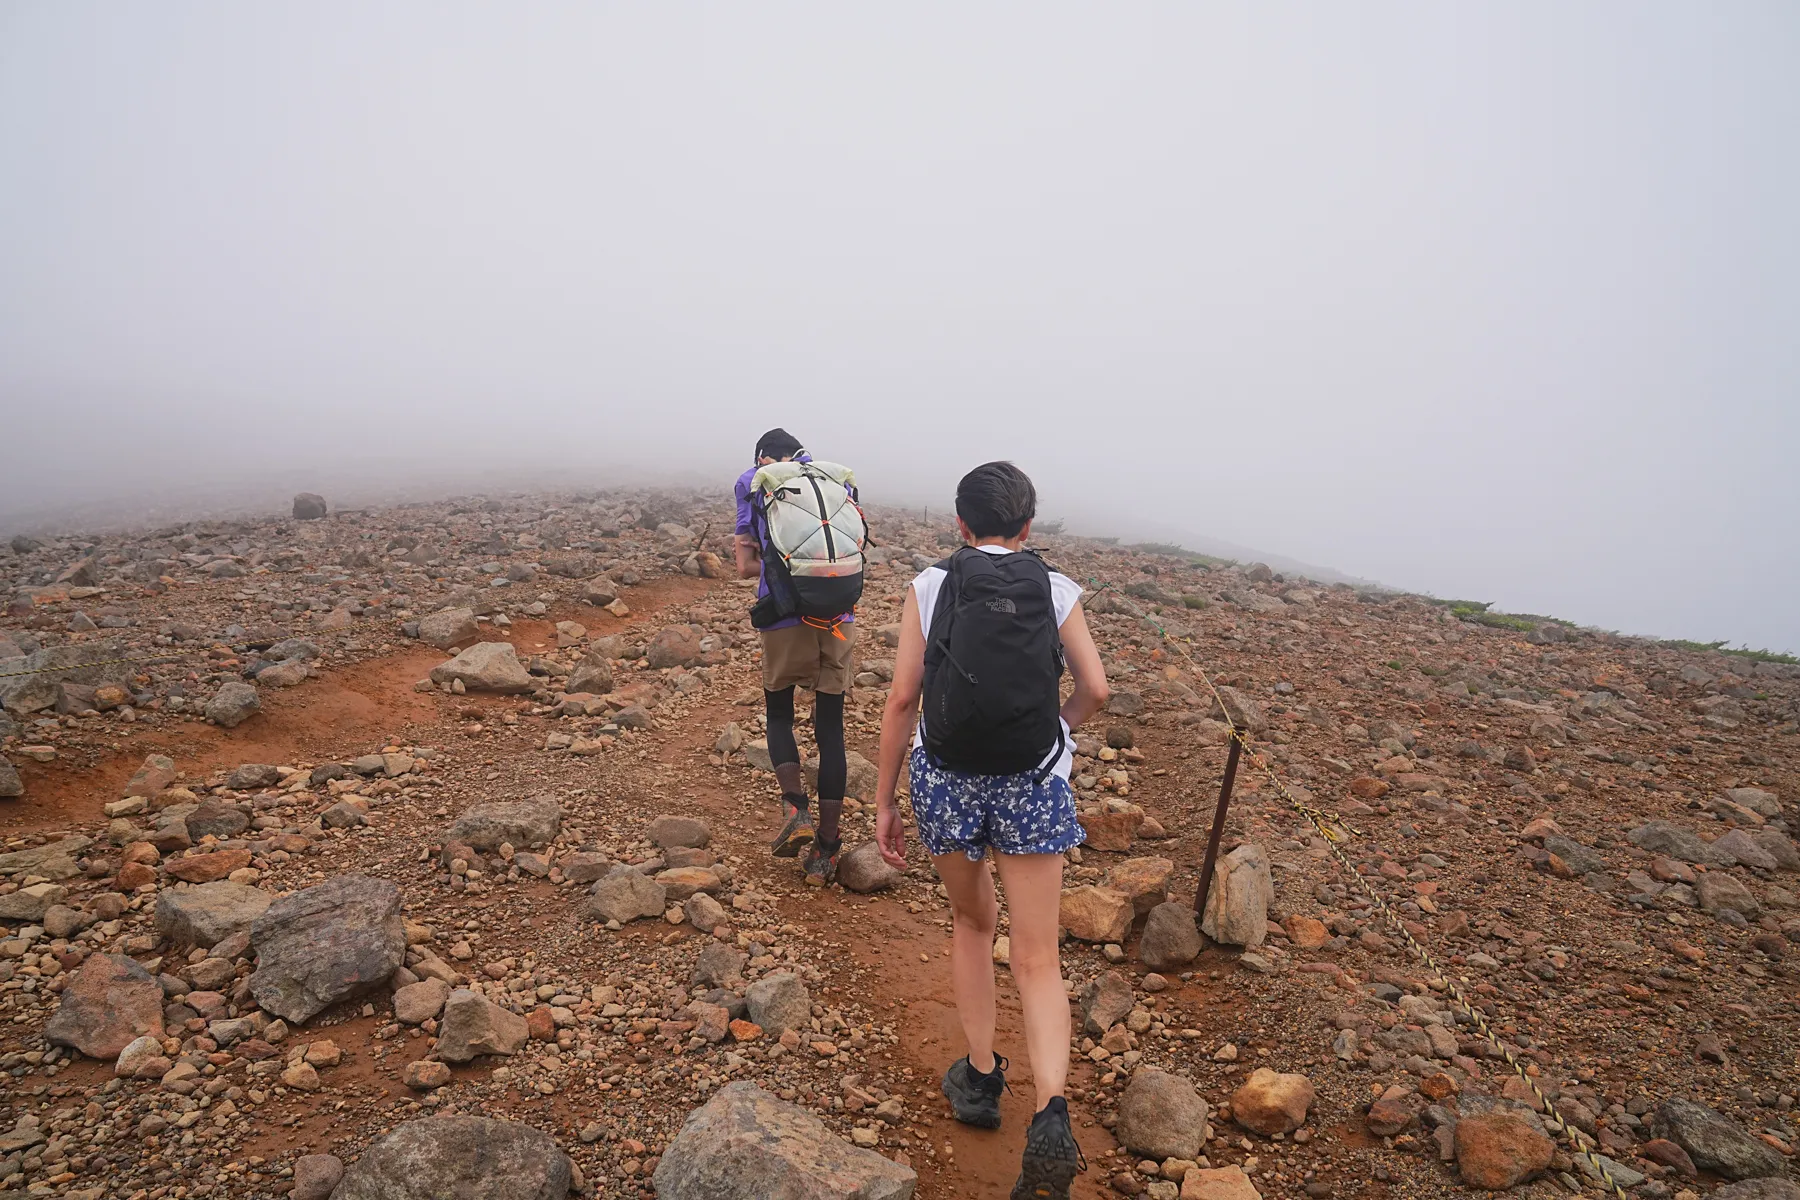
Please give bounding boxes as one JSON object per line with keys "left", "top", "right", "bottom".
{"left": 921, "top": 547, "right": 1066, "bottom": 780}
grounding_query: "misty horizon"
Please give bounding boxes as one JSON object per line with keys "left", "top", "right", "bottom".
{"left": 3, "top": 4, "right": 1796, "bottom": 653}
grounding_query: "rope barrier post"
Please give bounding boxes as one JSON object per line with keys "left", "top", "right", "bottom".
{"left": 1194, "top": 735, "right": 1243, "bottom": 917}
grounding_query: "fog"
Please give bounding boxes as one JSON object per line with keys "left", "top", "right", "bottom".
{"left": 3, "top": 4, "right": 1796, "bottom": 651}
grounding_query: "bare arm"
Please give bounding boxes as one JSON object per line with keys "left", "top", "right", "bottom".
{"left": 876, "top": 587, "right": 926, "bottom": 815}
{"left": 1057, "top": 602, "right": 1110, "bottom": 730}
{"left": 734, "top": 533, "right": 761, "bottom": 580}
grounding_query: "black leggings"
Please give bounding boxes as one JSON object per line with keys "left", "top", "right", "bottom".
{"left": 764, "top": 687, "right": 846, "bottom": 802}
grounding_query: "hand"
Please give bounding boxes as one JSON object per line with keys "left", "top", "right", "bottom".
{"left": 876, "top": 804, "right": 908, "bottom": 868}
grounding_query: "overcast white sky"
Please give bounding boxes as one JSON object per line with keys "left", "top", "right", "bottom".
{"left": 3, "top": 3, "right": 1796, "bottom": 651}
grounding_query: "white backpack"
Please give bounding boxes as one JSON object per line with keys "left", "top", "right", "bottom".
{"left": 750, "top": 460, "right": 867, "bottom": 626}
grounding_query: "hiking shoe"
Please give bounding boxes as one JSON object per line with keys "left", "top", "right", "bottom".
{"left": 941, "top": 1055, "right": 1009, "bottom": 1128}
{"left": 770, "top": 799, "right": 814, "bottom": 858}
{"left": 801, "top": 841, "right": 840, "bottom": 887}
{"left": 1010, "top": 1097, "right": 1085, "bottom": 1200}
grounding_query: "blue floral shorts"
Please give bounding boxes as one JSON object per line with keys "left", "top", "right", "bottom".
{"left": 908, "top": 747, "right": 1083, "bottom": 861}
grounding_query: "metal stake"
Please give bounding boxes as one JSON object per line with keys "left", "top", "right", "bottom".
{"left": 1194, "top": 736, "right": 1243, "bottom": 917}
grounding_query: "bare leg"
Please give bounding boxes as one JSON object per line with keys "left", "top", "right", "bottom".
{"left": 931, "top": 852, "right": 1000, "bottom": 1074}
{"left": 993, "top": 852, "right": 1070, "bottom": 1108}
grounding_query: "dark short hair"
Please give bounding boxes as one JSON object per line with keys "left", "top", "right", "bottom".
{"left": 755, "top": 428, "right": 804, "bottom": 461}
{"left": 955, "top": 461, "right": 1037, "bottom": 539}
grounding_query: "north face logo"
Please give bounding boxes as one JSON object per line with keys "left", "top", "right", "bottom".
{"left": 985, "top": 597, "right": 1017, "bottom": 614}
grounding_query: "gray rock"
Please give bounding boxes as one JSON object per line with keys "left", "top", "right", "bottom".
{"left": 647, "top": 814, "right": 711, "bottom": 849}
{"left": 185, "top": 799, "right": 250, "bottom": 840}
{"left": 1210, "top": 685, "right": 1268, "bottom": 732}
{"left": 587, "top": 869, "right": 666, "bottom": 924}
{"left": 1650, "top": 1098, "right": 1785, "bottom": 1180}
{"left": 1077, "top": 970, "right": 1135, "bottom": 1036}
{"left": 436, "top": 989, "right": 529, "bottom": 1061}
{"left": 448, "top": 796, "right": 562, "bottom": 850}
{"left": 686, "top": 892, "right": 728, "bottom": 934}
{"left": 226, "top": 763, "right": 281, "bottom": 790}
{"left": 1542, "top": 835, "right": 1607, "bottom": 875}
{"left": 566, "top": 653, "right": 614, "bottom": 695}
{"left": 1724, "top": 787, "right": 1783, "bottom": 819}
{"left": 1201, "top": 843, "right": 1273, "bottom": 947}
{"left": 428, "top": 642, "right": 534, "bottom": 694}
{"left": 746, "top": 971, "right": 810, "bottom": 1035}
{"left": 1753, "top": 830, "right": 1800, "bottom": 872}
{"left": 647, "top": 624, "right": 705, "bottom": 669}
{"left": 1627, "top": 821, "right": 1718, "bottom": 864}
{"left": 1115, "top": 1068, "right": 1211, "bottom": 1160}
{"left": 652, "top": 1082, "right": 915, "bottom": 1200}
{"left": 1140, "top": 901, "right": 1205, "bottom": 970}
{"left": 0, "top": 755, "right": 21, "bottom": 799}
{"left": 1712, "top": 1181, "right": 1800, "bottom": 1200}
{"left": 416, "top": 607, "right": 478, "bottom": 649}
{"left": 332, "top": 1116, "right": 572, "bottom": 1200}
{"left": 1713, "top": 829, "right": 1781, "bottom": 871}
{"left": 692, "top": 943, "right": 748, "bottom": 989}
{"left": 0, "top": 835, "right": 91, "bottom": 876}
{"left": 836, "top": 842, "right": 902, "bottom": 894}
{"left": 205, "top": 681, "right": 261, "bottom": 728}
{"left": 393, "top": 977, "right": 450, "bottom": 1024}
{"left": 291, "top": 1153, "right": 344, "bottom": 1200}
{"left": 155, "top": 881, "right": 272, "bottom": 947}
{"left": 249, "top": 874, "right": 406, "bottom": 1023}
{"left": 292, "top": 493, "right": 328, "bottom": 520}
{"left": 1697, "top": 872, "right": 1762, "bottom": 920}
{"left": 0, "top": 882, "right": 68, "bottom": 921}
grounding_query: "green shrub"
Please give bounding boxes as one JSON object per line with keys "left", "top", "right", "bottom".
{"left": 1182, "top": 595, "right": 1207, "bottom": 610}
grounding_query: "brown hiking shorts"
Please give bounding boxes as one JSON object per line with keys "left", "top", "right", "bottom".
{"left": 761, "top": 619, "right": 856, "bottom": 694}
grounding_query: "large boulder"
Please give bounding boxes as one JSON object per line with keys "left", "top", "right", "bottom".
{"left": 0, "top": 756, "right": 20, "bottom": 799}
{"left": 1201, "top": 844, "right": 1273, "bottom": 947}
{"left": 416, "top": 607, "right": 478, "bottom": 649}
{"left": 837, "top": 842, "right": 902, "bottom": 894}
{"left": 292, "top": 493, "right": 328, "bottom": 520}
{"left": 155, "top": 881, "right": 272, "bottom": 947}
{"left": 1077, "top": 970, "right": 1136, "bottom": 1036}
{"left": 1712, "top": 829, "right": 1781, "bottom": 871}
{"left": 429, "top": 642, "right": 534, "bottom": 694}
{"left": 0, "top": 882, "right": 67, "bottom": 921}
{"left": 1723, "top": 787, "right": 1783, "bottom": 819}
{"left": 436, "top": 990, "right": 529, "bottom": 1062}
{"left": 1059, "top": 885, "right": 1134, "bottom": 943}
{"left": 205, "top": 682, "right": 261, "bottom": 728}
{"left": 1104, "top": 857, "right": 1175, "bottom": 916}
{"left": 448, "top": 796, "right": 562, "bottom": 850}
{"left": 1230, "top": 1068, "right": 1314, "bottom": 1135}
{"left": 1697, "top": 872, "right": 1762, "bottom": 920}
{"left": 1454, "top": 1111, "right": 1555, "bottom": 1190}
{"left": 0, "top": 835, "right": 91, "bottom": 878}
{"left": 1140, "top": 902, "right": 1205, "bottom": 970}
{"left": 647, "top": 814, "right": 711, "bottom": 849}
{"left": 332, "top": 1116, "right": 572, "bottom": 1200}
{"left": 746, "top": 971, "right": 811, "bottom": 1035}
{"left": 1712, "top": 1182, "right": 1800, "bottom": 1200}
{"left": 44, "top": 953, "right": 164, "bottom": 1059}
{"left": 1650, "top": 1098, "right": 1785, "bottom": 1180}
{"left": 653, "top": 1082, "right": 916, "bottom": 1200}
{"left": 587, "top": 869, "right": 667, "bottom": 924}
{"left": 647, "top": 625, "right": 706, "bottom": 669}
{"left": 249, "top": 875, "right": 406, "bottom": 1023}
{"left": 1115, "top": 1068, "right": 1210, "bottom": 1160}
{"left": 566, "top": 653, "right": 614, "bottom": 696}
{"left": 1627, "top": 821, "right": 1718, "bottom": 864}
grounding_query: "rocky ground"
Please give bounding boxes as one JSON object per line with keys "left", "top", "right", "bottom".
{"left": 0, "top": 488, "right": 1796, "bottom": 1200}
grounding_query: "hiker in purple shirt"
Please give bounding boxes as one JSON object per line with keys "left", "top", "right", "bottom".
{"left": 733, "top": 428, "right": 855, "bottom": 885}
